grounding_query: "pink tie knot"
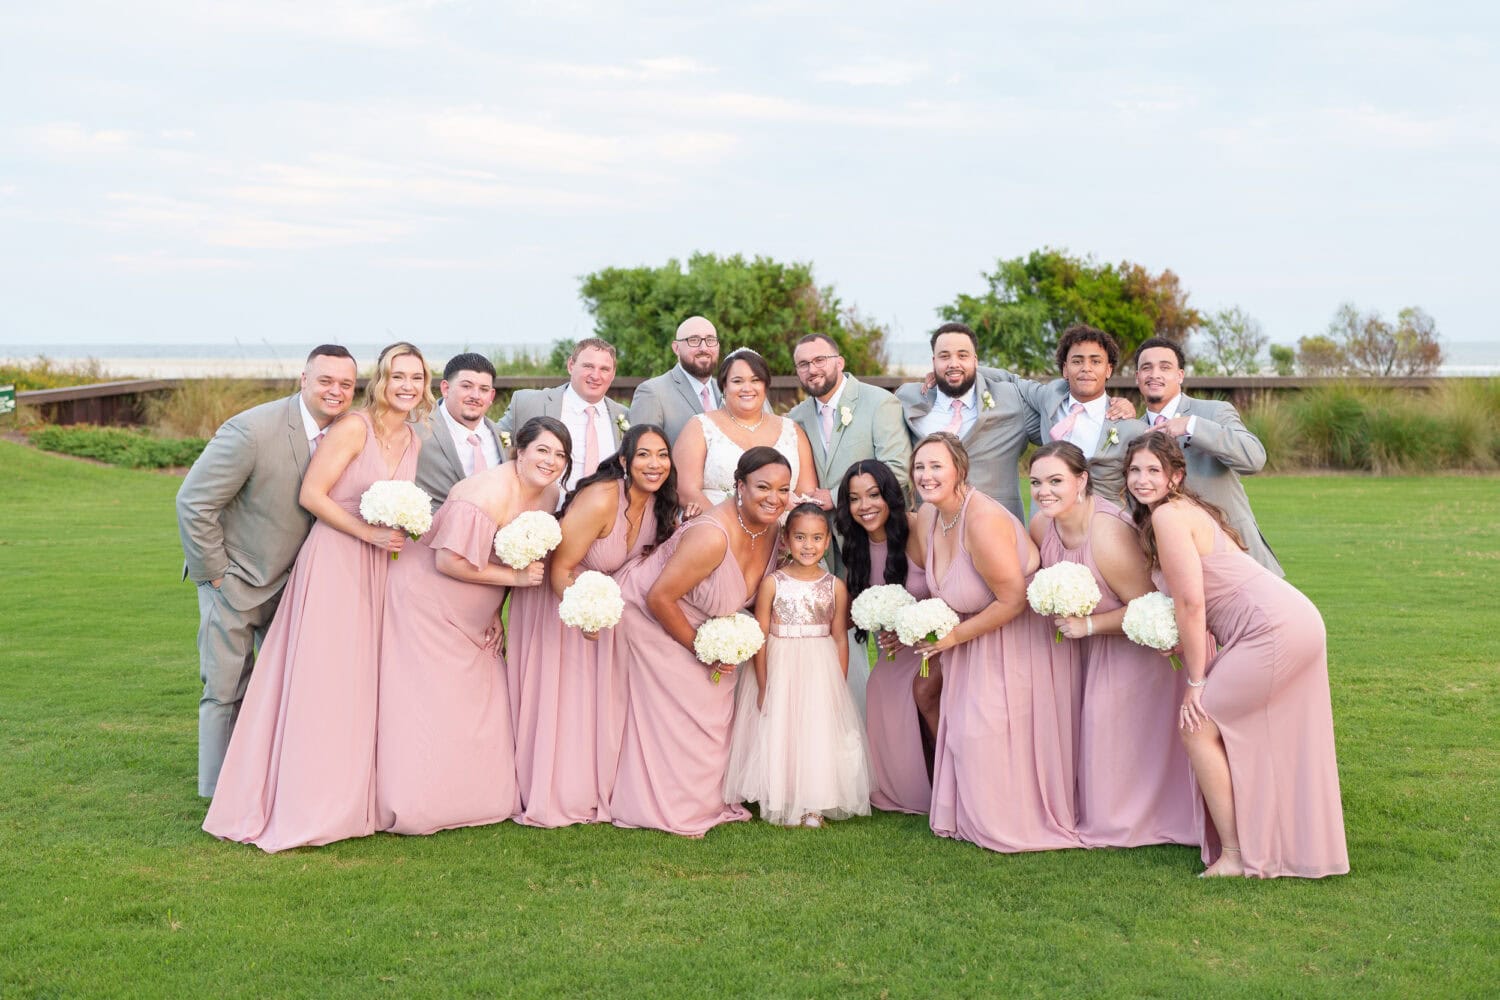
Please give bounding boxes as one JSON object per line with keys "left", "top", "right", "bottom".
{"left": 1050, "top": 402, "right": 1085, "bottom": 442}
{"left": 700, "top": 385, "right": 713, "bottom": 410}
{"left": 943, "top": 397, "right": 964, "bottom": 435}
{"left": 466, "top": 432, "right": 487, "bottom": 474}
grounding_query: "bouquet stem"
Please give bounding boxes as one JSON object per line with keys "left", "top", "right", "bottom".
{"left": 1053, "top": 629, "right": 1063, "bottom": 644}
{"left": 710, "top": 668, "right": 722, "bottom": 684}
{"left": 918, "top": 653, "right": 930, "bottom": 679}
{"left": 1169, "top": 654, "right": 1183, "bottom": 671}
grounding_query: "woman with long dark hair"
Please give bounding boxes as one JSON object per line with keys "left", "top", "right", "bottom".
{"left": 834, "top": 459, "right": 936, "bottom": 814}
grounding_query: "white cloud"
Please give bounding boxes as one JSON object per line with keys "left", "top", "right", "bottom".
{"left": 817, "top": 59, "right": 928, "bottom": 87}
{"left": 107, "top": 251, "right": 245, "bottom": 272}
{"left": 26, "top": 122, "right": 136, "bottom": 157}
{"left": 542, "top": 56, "right": 715, "bottom": 83}
{"left": 424, "top": 109, "right": 624, "bottom": 173}
{"left": 178, "top": 0, "right": 453, "bottom": 47}
{"left": 105, "top": 192, "right": 412, "bottom": 249}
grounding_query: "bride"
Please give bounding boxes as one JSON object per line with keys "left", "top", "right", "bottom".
{"left": 673, "top": 347, "right": 819, "bottom": 511}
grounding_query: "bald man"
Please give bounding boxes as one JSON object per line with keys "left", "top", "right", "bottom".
{"left": 627, "top": 315, "right": 723, "bottom": 444}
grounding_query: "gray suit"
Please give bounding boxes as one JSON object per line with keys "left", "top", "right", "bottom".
{"left": 628, "top": 364, "right": 720, "bottom": 444}
{"left": 896, "top": 374, "right": 1040, "bottom": 522}
{"left": 414, "top": 412, "right": 506, "bottom": 507}
{"left": 176, "top": 393, "right": 317, "bottom": 796}
{"left": 497, "top": 384, "right": 631, "bottom": 482}
{"left": 1006, "top": 376, "right": 1148, "bottom": 506}
{"left": 1160, "top": 393, "right": 1283, "bottom": 577}
{"left": 787, "top": 375, "right": 912, "bottom": 500}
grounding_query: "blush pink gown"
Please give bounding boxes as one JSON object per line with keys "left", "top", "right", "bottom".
{"left": 508, "top": 482, "right": 657, "bottom": 827}
{"left": 861, "top": 538, "right": 933, "bottom": 815}
{"left": 928, "top": 490, "right": 1082, "bottom": 853}
{"left": 1039, "top": 498, "right": 1196, "bottom": 848}
{"left": 375, "top": 498, "right": 520, "bottom": 835}
{"left": 609, "top": 517, "right": 768, "bottom": 837}
{"left": 203, "top": 410, "right": 414, "bottom": 852}
{"left": 1171, "top": 527, "right": 1349, "bottom": 878}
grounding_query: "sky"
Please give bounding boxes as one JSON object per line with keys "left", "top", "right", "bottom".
{"left": 1, "top": 1, "right": 1496, "bottom": 356}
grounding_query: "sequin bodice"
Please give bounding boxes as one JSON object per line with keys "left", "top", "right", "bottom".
{"left": 769, "top": 569, "right": 835, "bottom": 638}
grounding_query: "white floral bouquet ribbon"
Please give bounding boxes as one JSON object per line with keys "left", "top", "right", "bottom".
{"left": 893, "top": 598, "right": 960, "bottom": 677}
{"left": 493, "top": 510, "right": 563, "bottom": 569}
{"left": 1026, "top": 561, "right": 1102, "bottom": 642}
{"left": 358, "top": 480, "right": 435, "bottom": 560}
{"left": 1122, "top": 591, "right": 1183, "bottom": 670}
{"left": 558, "top": 570, "right": 624, "bottom": 634}
{"left": 693, "top": 612, "right": 765, "bottom": 684}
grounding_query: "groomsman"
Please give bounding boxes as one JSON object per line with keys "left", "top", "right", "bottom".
{"left": 896, "top": 323, "right": 1039, "bottom": 521}
{"left": 627, "top": 315, "right": 721, "bottom": 444}
{"left": 787, "top": 333, "right": 911, "bottom": 507}
{"left": 176, "top": 344, "right": 358, "bottom": 797}
{"left": 1133, "top": 336, "right": 1284, "bottom": 576}
{"left": 415, "top": 352, "right": 505, "bottom": 506}
{"left": 498, "top": 337, "right": 630, "bottom": 494}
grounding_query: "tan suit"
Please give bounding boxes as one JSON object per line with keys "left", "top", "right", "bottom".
{"left": 176, "top": 393, "right": 319, "bottom": 795}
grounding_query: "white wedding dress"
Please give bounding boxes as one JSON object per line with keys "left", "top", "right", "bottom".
{"left": 697, "top": 414, "right": 801, "bottom": 506}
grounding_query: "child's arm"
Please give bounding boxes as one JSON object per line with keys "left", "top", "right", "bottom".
{"left": 831, "top": 577, "right": 850, "bottom": 678}
{"left": 753, "top": 574, "right": 776, "bottom": 710}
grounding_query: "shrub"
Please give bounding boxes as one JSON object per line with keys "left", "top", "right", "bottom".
{"left": 1290, "top": 384, "right": 1370, "bottom": 469}
{"left": 1242, "top": 395, "right": 1305, "bottom": 472}
{"left": 143, "top": 379, "right": 287, "bottom": 439}
{"left": 0, "top": 356, "right": 116, "bottom": 391}
{"left": 28, "top": 426, "right": 207, "bottom": 469}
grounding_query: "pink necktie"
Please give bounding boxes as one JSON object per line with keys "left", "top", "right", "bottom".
{"left": 466, "top": 432, "right": 486, "bottom": 475}
{"left": 700, "top": 385, "right": 713, "bottom": 411}
{"left": 310, "top": 430, "right": 325, "bottom": 455}
{"left": 819, "top": 403, "right": 834, "bottom": 448}
{"left": 944, "top": 398, "right": 964, "bottom": 434}
{"left": 583, "top": 406, "right": 599, "bottom": 478}
{"left": 1050, "top": 402, "right": 1085, "bottom": 441}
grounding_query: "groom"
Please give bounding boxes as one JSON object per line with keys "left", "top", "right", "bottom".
{"left": 176, "top": 344, "right": 358, "bottom": 797}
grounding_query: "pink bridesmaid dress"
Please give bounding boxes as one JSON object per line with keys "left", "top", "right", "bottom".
{"left": 610, "top": 517, "right": 768, "bottom": 837}
{"left": 508, "top": 482, "right": 657, "bottom": 827}
{"left": 1039, "top": 498, "right": 1196, "bottom": 848}
{"left": 928, "top": 491, "right": 1082, "bottom": 853}
{"left": 1175, "top": 528, "right": 1349, "bottom": 878}
{"left": 861, "top": 538, "right": 933, "bottom": 815}
{"left": 375, "top": 498, "right": 520, "bottom": 834}
{"left": 203, "top": 411, "right": 414, "bottom": 852}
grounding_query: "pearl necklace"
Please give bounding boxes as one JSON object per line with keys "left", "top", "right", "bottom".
{"left": 937, "top": 487, "right": 968, "bottom": 535}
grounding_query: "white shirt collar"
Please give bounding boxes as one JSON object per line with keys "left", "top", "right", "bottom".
{"left": 437, "top": 397, "right": 478, "bottom": 437}
{"left": 936, "top": 381, "right": 979, "bottom": 412}
{"left": 562, "top": 383, "right": 604, "bottom": 417}
{"left": 675, "top": 363, "right": 716, "bottom": 396}
{"left": 1064, "top": 393, "right": 1108, "bottom": 420}
{"left": 296, "top": 395, "right": 322, "bottom": 443}
{"left": 818, "top": 375, "right": 848, "bottom": 414}
{"left": 1150, "top": 393, "right": 1184, "bottom": 422}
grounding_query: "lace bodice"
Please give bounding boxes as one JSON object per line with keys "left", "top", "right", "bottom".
{"left": 769, "top": 569, "right": 836, "bottom": 638}
{"left": 698, "top": 414, "right": 801, "bottom": 505}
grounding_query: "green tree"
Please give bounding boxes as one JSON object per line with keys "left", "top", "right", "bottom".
{"left": 1195, "top": 306, "right": 1268, "bottom": 375}
{"left": 576, "top": 253, "right": 888, "bottom": 377}
{"left": 938, "top": 248, "right": 1199, "bottom": 374}
{"left": 1269, "top": 344, "right": 1296, "bottom": 376}
{"left": 1330, "top": 303, "right": 1443, "bottom": 377}
{"left": 1296, "top": 335, "right": 1346, "bottom": 375}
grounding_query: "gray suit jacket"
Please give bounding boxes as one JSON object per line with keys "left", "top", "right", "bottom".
{"left": 895, "top": 374, "right": 1039, "bottom": 522}
{"left": 414, "top": 413, "right": 506, "bottom": 508}
{"left": 1006, "top": 375, "right": 1148, "bottom": 506}
{"left": 176, "top": 393, "right": 316, "bottom": 612}
{"left": 628, "top": 365, "right": 719, "bottom": 444}
{"left": 786, "top": 375, "right": 912, "bottom": 499}
{"left": 497, "top": 384, "right": 631, "bottom": 470}
{"left": 1167, "top": 393, "right": 1283, "bottom": 577}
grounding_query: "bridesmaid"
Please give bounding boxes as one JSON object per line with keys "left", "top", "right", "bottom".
{"left": 508, "top": 424, "right": 679, "bottom": 826}
{"left": 834, "top": 459, "right": 936, "bottom": 814}
{"left": 1027, "top": 441, "right": 1196, "bottom": 848}
{"left": 204, "top": 342, "right": 431, "bottom": 852}
{"left": 611, "top": 446, "right": 790, "bottom": 837}
{"left": 376, "top": 416, "right": 569, "bottom": 835}
{"left": 909, "top": 432, "right": 1081, "bottom": 853}
{"left": 1124, "top": 433, "right": 1348, "bottom": 878}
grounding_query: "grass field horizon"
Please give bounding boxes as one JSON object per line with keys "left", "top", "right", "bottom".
{"left": 2, "top": 440, "right": 1496, "bottom": 997}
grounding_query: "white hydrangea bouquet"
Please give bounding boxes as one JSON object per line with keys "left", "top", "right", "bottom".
{"left": 493, "top": 510, "right": 563, "bottom": 569}
{"left": 693, "top": 612, "right": 765, "bottom": 684}
{"left": 358, "top": 480, "right": 435, "bottom": 560}
{"left": 849, "top": 584, "right": 917, "bottom": 661}
{"left": 893, "top": 598, "right": 960, "bottom": 677}
{"left": 1122, "top": 591, "right": 1183, "bottom": 670}
{"left": 558, "top": 570, "right": 624, "bottom": 635}
{"left": 1026, "top": 561, "right": 1103, "bottom": 643}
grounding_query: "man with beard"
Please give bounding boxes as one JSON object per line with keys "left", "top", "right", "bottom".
{"left": 786, "top": 332, "right": 910, "bottom": 508}
{"left": 896, "top": 323, "right": 1039, "bottom": 521}
{"left": 415, "top": 352, "right": 505, "bottom": 507}
{"left": 627, "top": 315, "right": 722, "bottom": 444}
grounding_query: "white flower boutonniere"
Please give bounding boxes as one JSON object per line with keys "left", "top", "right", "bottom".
{"left": 1107, "top": 427, "right": 1120, "bottom": 446}
{"left": 981, "top": 390, "right": 995, "bottom": 411}
{"left": 839, "top": 405, "right": 853, "bottom": 428}
{"left": 616, "top": 413, "right": 630, "bottom": 434}
{"left": 499, "top": 430, "right": 512, "bottom": 450}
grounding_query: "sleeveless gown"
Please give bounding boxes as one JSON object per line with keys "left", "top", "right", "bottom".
{"left": 928, "top": 491, "right": 1082, "bottom": 852}
{"left": 723, "top": 570, "right": 872, "bottom": 824}
{"left": 697, "top": 414, "right": 801, "bottom": 506}
{"left": 204, "top": 410, "right": 415, "bottom": 852}
{"left": 375, "top": 498, "right": 520, "bottom": 835}
{"left": 861, "top": 538, "right": 933, "bottom": 815}
{"left": 508, "top": 482, "right": 657, "bottom": 826}
{"left": 1167, "top": 527, "right": 1349, "bottom": 878}
{"left": 1039, "top": 498, "right": 1196, "bottom": 847}
{"left": 610, "top": 517, "right": 770, "bottom": 836}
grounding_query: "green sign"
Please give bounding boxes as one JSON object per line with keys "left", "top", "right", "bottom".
{"left": 0, "top": 384, "right": 14, "bottom": 416}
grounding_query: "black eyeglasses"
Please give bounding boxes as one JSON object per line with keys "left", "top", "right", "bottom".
{"left": 676, "top": 336, "right": 719, "bottom": 349}
{"left": 793, "top": 354, "right": 840, "bottom": 373}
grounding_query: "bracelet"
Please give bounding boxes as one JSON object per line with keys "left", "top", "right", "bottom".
{"left": 1085, "top": 617, "right": 1093, "bottom": 637}
{"left": 1186, "top": 676, "right": 1206, "bottom": 688}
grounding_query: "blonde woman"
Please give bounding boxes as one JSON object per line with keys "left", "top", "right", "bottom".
{"left": 205, "top": 342, "right": 433, "bottom": 853}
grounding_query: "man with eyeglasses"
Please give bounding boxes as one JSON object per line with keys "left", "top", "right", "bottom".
{"left": 787, "top": 333, "right": 911, "bottom": 510}
{"left": 627, "top": 315, "right": 722, "bottom": 444}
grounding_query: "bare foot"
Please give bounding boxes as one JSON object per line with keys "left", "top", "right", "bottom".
{"left": 1199, "top": 847, "right": 1245, "bottom": 878}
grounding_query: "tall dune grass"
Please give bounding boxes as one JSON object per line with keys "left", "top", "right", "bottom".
{"left": 0, "top": 355, "right": 116, "bottom": 391}
{"left": 142, "top": 378, "right": 288, "bottom": 439}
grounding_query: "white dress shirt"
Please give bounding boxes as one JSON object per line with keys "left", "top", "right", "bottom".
{"left": 816, "top": 376, "right": 849, "bottom": 448}
{"left": 560, "top": 385, "right": 617, "bottom": 492}
{"left": 679, "top": 364, "right": 718, "bottom": 410}
{"left": 297, "top": 397, "right": 324, "bottom": 452}
{"left": 913, "top": 383, "right": 980, "bottom": 439}
{"left": 1053, "top": 393, "right": 1108, "bottom": 459}
{"left": 1145, "top": 393, "right": 1199, "bottom": 437}
{"left": 438, "top": 400, "right": 502, "bottom": 477}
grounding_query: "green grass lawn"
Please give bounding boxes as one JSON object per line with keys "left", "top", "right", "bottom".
{"left": 1, "top": 439, "right": 1496, "bottom": 998}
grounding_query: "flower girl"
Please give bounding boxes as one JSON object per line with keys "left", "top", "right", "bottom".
{"left": 724, "top": 503, "right": 872, "bottom": 827}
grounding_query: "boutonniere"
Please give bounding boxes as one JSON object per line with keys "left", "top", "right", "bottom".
{"left": 1107, "top": 427, "right": 1119, "bottom": 446}
{"left": 839, "top": 405, "right": 853, "bottom": 428}
{"left": 616, "top": 413, "right": 630, "bottom": 434}
{"left": 981, "top": 390, "right": 995, "bottom": 410}
{"left": 499, "top": 430, "right": 512, "bottom": 450}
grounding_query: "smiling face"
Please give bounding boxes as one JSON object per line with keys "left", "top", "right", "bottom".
{"left": 931, "top": 332, "right": 978, "bottom": 399}
{"left": 440, "top": 369, "right": 497, "bottom": 428}
{"left": 723, "top": 359, "right": 767, "bottom": 416}
{"left": 1135, "top": 346, "right": 1185, "bottom": 407}
{"left": 736, "top": 461, "right": 791, "bottom": 527}
{"left": 912, "top": 440, "right": 963, "bottom": 505}
{"left": 1063, "top": 338, "right": 1114, "bottom": 403}
{"left": 518, "top": 430, "right": 568, "bottom": 489}
{"left": 299, "top": 354, "right": 358, "bottom": 424}
{"left": 785, "top": 511, "right": 831, "bottom": 568}
{"left": 671, "top": 318, "right": 720, "bottom": 379}
{"left": 1029, "top": 455, "right": 1087, "bottom": 519}
{"left": 567, "top": 346, "right": 616, "bottom": 405}
{"left": 625, "top": 430, "right": 671, "bottom": 494}
{"left": 793, "top": 337, "right": 845, "bottom": 399}
{"left": 384, "top": 353, "right": 428, "bottom": 415}
{"left": 845, "top": 472, "right": 891, "bottom": 541}
{"left": 1126, "top": 445, "right": 1182, "bottom": 507}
